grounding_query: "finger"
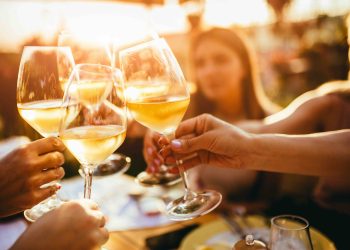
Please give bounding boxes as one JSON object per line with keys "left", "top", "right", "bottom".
{"left": 30, "top": 137, "right": 65, "bottom": 155}
{"left": 165, "top": 153, "right": 199, "bottom": 168}
{"left": 78, "top": 199, "right": 99, "bottom": 210}
{"left": 98, "top": 227, "right": 109, "bottom": 245}
{"left": 175, "top": 117, "right": 199, "bottom": 138}
{"left": 89, "top": 210, "right": 106, "bottom": 227}
{"left": 170, "top": 134, "right": 209, "bottom": 154}
{"left": 33, "top": 167, "right": 65, "bottom": 187}
{"left": 145, "top": 147, "right": 163, "bottom": 167}
{"left": 152, "top": 132, "right": 162, "bottom": 146}
{"left": 159, "top": 145, "right": 172, "bottom": 158}
{"left": 146, "top": 164, "right": 156, "bottom": 174}
{"left": 169, "top": 156, "right": 202, "bottom": 173}
{"left": 33, "top": 185, "right": 61, "bottom": 204}
{"left": 35, "top": 152, "right": 65, "bottom": 171}
{"left": 158, "top": 136, "right": 169, "bottom": 147}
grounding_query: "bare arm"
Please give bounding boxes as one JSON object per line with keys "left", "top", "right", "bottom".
{"left": 237, "top": 90, "right": 330, "bottom": 134}
{"left": 248, "top": 129, "right": 350, "bottom": 177}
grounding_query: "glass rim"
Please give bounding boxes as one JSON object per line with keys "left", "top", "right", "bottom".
{"left": 23, "top": 45, "right": 68, "bottom": 49}
{"left": 271, "top": 214, "right": 310, "bottom": 231}
{"left": 119, "top": 37, "right": 167, "bottom": 56}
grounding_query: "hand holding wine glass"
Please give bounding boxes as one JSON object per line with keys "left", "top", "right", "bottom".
{"left": 59, "top": 64, "right": 127, "bottom": 199}
{"left": 119, "top": 38, "right": 222, "bottom": 220}
{"left": 16, "top": 46, "right": 74, "bottom": 222}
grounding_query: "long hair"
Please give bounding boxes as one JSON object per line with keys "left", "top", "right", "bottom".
{"left": 190, "top": 27, "right": 279, "bottom": 119}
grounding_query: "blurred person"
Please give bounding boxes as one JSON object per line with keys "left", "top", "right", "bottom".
{"left": 0, "top": 137, "right": 65, "bottom": 218}
{"left": 163, "top": 80, "right": 350, "bottom": 249}
{"left": 11, "top": 199, "right": 109, "bottom": 250}
{"left": 144, "top": 27, "right": 280, "bottom": 201}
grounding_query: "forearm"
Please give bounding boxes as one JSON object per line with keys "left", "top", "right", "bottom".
{"left": 246, "top": 130, "right": 350, "bottom": 177}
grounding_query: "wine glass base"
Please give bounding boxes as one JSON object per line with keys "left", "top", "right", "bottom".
{"left": 136, "top": 171, "right": 182, "bottom": 187}
{"left": 166, "top": 190, "right": 222, "bottom": 221}
{"left": 78, "top": 153, "right": 131, "bottom": 178}
{"left": 24, "top": 197, "right": 65, "bottom": 222}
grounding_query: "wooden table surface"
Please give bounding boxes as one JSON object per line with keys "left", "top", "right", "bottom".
{"left": 104, "top": 213, "right": 219, "bottom": 250}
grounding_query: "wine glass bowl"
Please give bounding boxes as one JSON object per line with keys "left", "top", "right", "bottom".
{"left": 17, "top": 46, "right": 75, "bottom": 222}
{"left": 60, "top": 63, "right": 127, "bottom": 199}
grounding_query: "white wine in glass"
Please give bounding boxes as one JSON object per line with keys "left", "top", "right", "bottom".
{"left": 60, "top": 64, "right": 127, "bottom": 199}
{"left": 58, "top": 31, "right": 130, "bottom": 177}
{"left": 119, "top": 38, "right": 222, "bottom": 220}
{"left": 16, "top": 46, "right": 75, "bottom": 222}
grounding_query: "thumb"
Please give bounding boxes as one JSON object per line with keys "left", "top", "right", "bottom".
{"left": 171, "top": 134, "right": 210, "bottom": 154}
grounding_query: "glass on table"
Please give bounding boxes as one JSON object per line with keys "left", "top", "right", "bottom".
{"left": 119, "top": 38, "right": 222, "bottom": 221}
{"left": 16, "top": 46, "right": 75, "bottom": 222}
{"left": 59, "top": 64, "right": 127, "bottom": 199}
{"left": 269, "top": 215, "right": 313, "bottom": 250}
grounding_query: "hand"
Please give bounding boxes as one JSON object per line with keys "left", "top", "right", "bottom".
{"left": 165, "top": 114, "right": 253, "bottom": 171}
{"left": 11, "top": 199, "right": 109, "bottom": 250}
{"left": 142, "top": 129, "right": 164, "bottom": 173}
{"left": 0, "top": 137, "right": 65, "bottom": 217}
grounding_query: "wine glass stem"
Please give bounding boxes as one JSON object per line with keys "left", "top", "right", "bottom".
{"left": 165, "top": 132, "right": 196, "bottom": 201}
{"left": 83, "top": 166, "right": 94, "bottom": 199}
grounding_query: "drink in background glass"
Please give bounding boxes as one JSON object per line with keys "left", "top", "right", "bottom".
{"left": 270, "top": 215, "right": 313, "bottom": 250}
{"left": 120, "top": 38, "right": 222, "bottom": 220}
{"left": 59, "top": 64, "right": 127, "bottom": 199}
{"left": 16, "top": 46, "right": 75, "bottom": 222}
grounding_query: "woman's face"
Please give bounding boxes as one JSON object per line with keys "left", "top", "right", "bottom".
{"left": 194, "top": 38, "right": 246, "bottom": 102}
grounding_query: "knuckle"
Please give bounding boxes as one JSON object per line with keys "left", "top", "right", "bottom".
{"left": 26, "top": 158, "right": 38, "bottom": 169}
{"left": 31, "top": 191, "right": 45, "bottom": 204}
{"left": 48, "top": 137, "right": 60, "bottom": 147}
{"left": 17, "top": 146, "right": 31, "bottom": 159}
{"left": 56, "top": 167, "right": 65, "bottom": 179}
{"left": 65, "top": 200, "right": 84, "bottom": 212}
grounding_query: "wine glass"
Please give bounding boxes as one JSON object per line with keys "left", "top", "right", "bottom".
{"left": 58, "top": 31, "right": 130, "bottom": 177}
{"left": 16, "top": 46, "right": 75, "bottom": 222}
{"left": 270, "top": 215, "right": 314, "bottom": 250}
{"left": 119, "top": 38, "right": 222, "bottom": 220}
{"left": 59, "top": 64, "right": 127, "bottom": 199}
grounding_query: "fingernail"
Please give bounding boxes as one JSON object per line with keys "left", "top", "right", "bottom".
{"left": 56, "top": 183, "right": 62, "bottom": 190}
{"left": 171, "top": 140, "right": 182, "bottom": 149}
{"left": 147, "top": 147, "right": 153, "bottom": 155}
{"left": 154, "top": 158, "right": 161, "bottom": 166}
{"left": 147, "top": 165, "right": 155, "bottom": 173}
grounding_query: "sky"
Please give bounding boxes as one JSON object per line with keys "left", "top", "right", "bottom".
{"left": 0, "top": 0, "right": 349, "bottom": 52}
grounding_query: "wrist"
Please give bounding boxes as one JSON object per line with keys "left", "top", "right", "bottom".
{"left": 244, "top": 133, "right": 267, "bottom": 171}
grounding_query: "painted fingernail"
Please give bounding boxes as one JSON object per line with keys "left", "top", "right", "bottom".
{"left": 154, "top": 158, "right": 161, "bottom": 166}
{"left": 171, "top": 140, "right": 182, "bottom": 149}
{"left": 147, "top": 165, "right": 155, "bottom": 173}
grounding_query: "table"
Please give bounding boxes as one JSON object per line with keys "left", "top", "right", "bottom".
{"left": 104, "top": 213, "right": 218, "bottom": 250}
